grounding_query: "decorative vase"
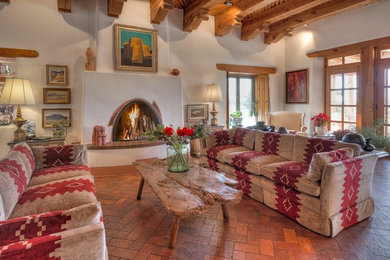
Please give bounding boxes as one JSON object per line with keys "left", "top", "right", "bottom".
{"left": 167, "top": 145, "right": 189, "bottom": 172}
{"left": 190, "top": 138, "right": 201, "bottom": 157}
{"left": 315, "top": 126, "right": 327, "bottom": 136}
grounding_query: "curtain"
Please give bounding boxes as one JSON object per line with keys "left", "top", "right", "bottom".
{"left": 255, "top": 74, "right": 269, "bottom": 121}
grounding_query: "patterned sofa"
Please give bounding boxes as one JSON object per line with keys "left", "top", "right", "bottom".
{"left": 202, "top": 128, "right": 379, "bottom": 237}
{"left": 0, "top": 142, "right": 106, "bottom": 259}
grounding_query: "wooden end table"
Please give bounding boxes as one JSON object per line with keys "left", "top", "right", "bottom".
{"left": 133, "top": 160, "right": 242, "bottom": 249}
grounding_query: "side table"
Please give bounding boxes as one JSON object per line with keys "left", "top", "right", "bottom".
{"left": 8, "top": 137, "right": 65, "bottom": 149}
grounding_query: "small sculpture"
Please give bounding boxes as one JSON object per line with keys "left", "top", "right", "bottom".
{"left": 92, "top": 125, "right": 106, "bottom": 146}
{"left": 85, "top": 47, "right": 96, "bottom": 71}
{"left": 342, "top": 133, "right": 366, "bottom": 147}
{"left": 170, "top": 68, "right": 180, "bottom": 76}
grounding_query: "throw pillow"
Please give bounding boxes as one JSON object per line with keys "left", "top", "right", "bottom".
{"left": 307, "top": 148, "right": 354, "bottom": 182}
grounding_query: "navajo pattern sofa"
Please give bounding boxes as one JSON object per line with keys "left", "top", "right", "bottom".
{"left": 0, "top": 142, "right": 106, "bottom": 259}
{"left": 202, "top": 128, "right": 378, "bottom": 237}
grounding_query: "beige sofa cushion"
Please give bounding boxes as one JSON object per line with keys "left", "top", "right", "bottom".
{"left": 204, "top": 145, "right": 250, "bottom": 163}
{"left": 223, "top": 151, "right": 287, "bottom": 175}
{"left": 292, "top": 135, "right": 361, "bottom": 164}
{"left": 205, "top": 130, "right": 233, "bottom": 148}
{"left": 260, "top": 161, "right": 320, "bottom": 197}
{"left": 231, "top": 127, "right": 256, "bottom": 149}
{"left": 255, "top": 131, "right": 295, "bottom": 160}
{"left": 307, "top": 148, "right": 354, "bottom": 182}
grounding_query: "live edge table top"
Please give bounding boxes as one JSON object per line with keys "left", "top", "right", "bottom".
{"left": 133, "top": 159, "right": 243, "bottom": 218}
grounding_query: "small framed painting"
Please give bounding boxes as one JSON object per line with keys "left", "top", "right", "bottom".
{"left": 114, "top": 24, "right": 157, "bottom": 72}
{"left": 42, "top": 108, "right": 71, "bottom": 128}
{"left": 46, "top": 65, "right": 69, "bottom": 86}
{"left": 187, "top": 104, "right": 209, "bottom": 123}
{"left": 43, "top": 88, "right": 71, "bottom": 104}
{"left": 286, "top": 69, "right": 309, "bottom": 104}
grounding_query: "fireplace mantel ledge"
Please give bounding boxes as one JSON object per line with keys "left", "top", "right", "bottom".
{"left": 87, "top": 140, "right": 166, "bottom": 150}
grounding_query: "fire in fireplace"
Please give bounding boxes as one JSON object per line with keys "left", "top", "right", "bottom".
{"left": 111, "top": 99, "right": 162, "bottom": 141}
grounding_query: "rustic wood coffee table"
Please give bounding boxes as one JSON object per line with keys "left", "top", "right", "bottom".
{"left": 133, "top": 159, "right": 242, "bottom": 249}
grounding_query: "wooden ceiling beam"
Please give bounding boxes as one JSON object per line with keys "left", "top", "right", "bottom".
{"left": 216, "top": 63, "right": 276, "bottom": 74}
{"left": 107, "top": 0, "right": 127, "bottom": 18}
{"left": 241, "top": 0, "right": 328, "bottom": 41}
{"left": 214, "top": 0, "right": 275, "bottom": 37}
{"left": 0, "top": 47, "right": 39, "bottom": 58}
{"left": 0, "top": 0, "right": 10, "bottom": 4}
{"left": 264, "top": 0, "right": 379, "bottom": 44}
{"left": 150, "top": 0, "right": 174, "bottom": 24}
{"left": 57, "top": 0, "right": 71, "bottom": 13}
{"left": 183, "top": 0, "right": 224, "bottom": 32}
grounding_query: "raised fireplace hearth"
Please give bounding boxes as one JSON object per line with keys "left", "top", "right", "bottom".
{"left": 109, "top": 98, "right": 162, "bottom": 141}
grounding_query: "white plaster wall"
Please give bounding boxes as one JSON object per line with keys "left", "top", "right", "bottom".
{"left": 0, "top": 0, "right": 285, "bottom": 157}
{"left": 0, "top": 0, "right": 95, "bottom": 155}
{"left": 284, "top": 0, "right": 390, "bottom": 132}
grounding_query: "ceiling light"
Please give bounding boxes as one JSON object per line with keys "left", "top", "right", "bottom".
{"left": 224, "top": 0, "right": 233, "bottom": 6}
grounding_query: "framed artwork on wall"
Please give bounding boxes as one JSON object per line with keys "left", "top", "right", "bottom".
{"left": 286, "top": 69, "right": 309, "bottom": 104}
{"left": 46, "top": 65, "right": 69, "bottom": 86}
{"left": 187, "top": 104, "right": 209, "bottom": 123}
{"left": 43, "top": 88, "right": 71, "bottom": 104}
{"left": 42, "top": 108, "right": 71, "bottom": 128}
{"left": 114, "top": 24, "right": 157, "bottom": 72}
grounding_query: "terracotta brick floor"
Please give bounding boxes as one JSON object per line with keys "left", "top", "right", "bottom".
{"left": 91, "top": 158, "right": 390, "bottom": 260}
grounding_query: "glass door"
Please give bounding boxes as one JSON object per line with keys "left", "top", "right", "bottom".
{"left": 326, "top": 67, "right": 360, "bottom": 131}
{"left": 376, "top": 63, "right": 390, "bottom": 135}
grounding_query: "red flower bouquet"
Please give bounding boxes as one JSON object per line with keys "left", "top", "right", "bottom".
{"left": 145, "top": 125, "right": 195, "bottom": 172}
{"left": 311, "top": 113, "right": 330, "bottom": 127}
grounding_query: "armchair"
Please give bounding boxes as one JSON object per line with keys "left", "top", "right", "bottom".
{"left": 266, "top": 111, "right": 307, "bottom": 132}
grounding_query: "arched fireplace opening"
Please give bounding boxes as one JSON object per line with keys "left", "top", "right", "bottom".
{"left": 111, "top": 99, "right": 162, "bottom": 141}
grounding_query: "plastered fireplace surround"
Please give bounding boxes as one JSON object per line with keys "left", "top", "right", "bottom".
{"left": 83, "top": 72, "right": 183, "bottom": 167}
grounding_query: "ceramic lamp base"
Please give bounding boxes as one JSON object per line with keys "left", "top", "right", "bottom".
{"left": 14, "top": 128, "right": 27, "bottom": 142}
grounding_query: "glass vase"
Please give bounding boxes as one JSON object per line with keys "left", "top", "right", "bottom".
{"left": 167, "top": 145, "right": 189, "bottom": 172}
{"left": 315, "top": 126, "right": 327, "bottom": 136}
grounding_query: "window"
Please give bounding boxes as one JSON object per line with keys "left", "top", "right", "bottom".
{"left": 326, "top": 67, "right": 359, "bottom": 131}
{"left": 227, "top": 75, "right": 256, "bottom": 127}
{"left": 327, "top": 54, "right": 361, "bottom": 67}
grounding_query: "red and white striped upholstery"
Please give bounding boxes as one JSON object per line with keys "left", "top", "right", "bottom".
{"left": 10, "top": 143, "right": 35, "bottom": 178}
{"left": 255, "top": 131, "right": 295, "bottom": 160}
{"left": 307, "top": 148, "right": 354, "bottom": 182}
{"left": 0, "top": 196, "right": 4, "bottom": 222}
{"left": 10, "top": 175, "right": 96, "bottom": 218}
{"left": 29, "top": 165, "right": 91, "bottom": 187}
{"left": 292, "top": 135, "right": 360, "bottom": 163}
{"left": 231, "top": 128, "right": 256, "bottom": 149}
{"left": 0, "top": 151, "right": 32, "bottom": 219}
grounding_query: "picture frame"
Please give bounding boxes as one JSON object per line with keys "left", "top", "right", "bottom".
{"left": 187, "top": 104, "right": 209, "bottom": 123}
{"left": 42, "top": 108, "right": 71, "bottom": 128}
{"left": 114, "top": 24, "right": 157, "bottom": 72}
{"left": 286, "top": 69, "right": 309, "bottom": 104}
{"left": 46, "top": 65, "right": 69, "bottom": 86}
{"left": 43, "top": 88, "right": 71, "bottom": 104}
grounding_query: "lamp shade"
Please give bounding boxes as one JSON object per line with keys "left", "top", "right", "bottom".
{"left": 203, "top": 83, "right": 222, "bottom": 102}
{"left": 0, "top": 78, "right": 36, "bottom": 105}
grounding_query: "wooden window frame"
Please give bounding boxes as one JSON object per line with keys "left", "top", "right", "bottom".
{"left": 226, "top": 73, "right": 255, "bottom": 128}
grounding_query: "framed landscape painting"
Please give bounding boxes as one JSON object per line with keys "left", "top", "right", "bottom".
{"left": 286, "top": 69, "right": 309, "bottom": 104}
{"left": 115, "top": 24, "right": 157, "bottom": 72}
{"left": 46, "top": 65, "right": 69, "bottom": 86}
{"left": 42, "top": 109, "right": 71, "bottom": 128}
{"left": 187, "top": 104, "right": 209, "bottom": 123}
{"left": 43, "top": 88, "right": 71, "bottom": 104}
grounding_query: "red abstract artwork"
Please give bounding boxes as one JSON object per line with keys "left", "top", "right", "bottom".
{"left": 286, "top": 69, "right": 308, "bottom": 103}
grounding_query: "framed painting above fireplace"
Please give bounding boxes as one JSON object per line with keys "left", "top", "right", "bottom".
{"left": 286, "top": 69, "right": 309, "bottom": 104}
{"left": 114, "top": 24, "right": 157, "bottom": 72}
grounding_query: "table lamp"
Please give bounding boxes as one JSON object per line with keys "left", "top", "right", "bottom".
{"left": 0, "top": 78, "right": 36, "bottom": 142}
{"left": 204, "top": 83, "right": 222, "bottom": 126}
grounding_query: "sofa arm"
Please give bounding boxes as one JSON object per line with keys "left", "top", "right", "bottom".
{"left": 320, "top": 154, "right": 378, "bottom": 217}
{"left": 31, "top": 144, "right": 88, "bottom": 170}
{"left": 0, "top": 222, "right": 106, "bottom": 260}
{"left": 0, "top": 203, "right": 102, "bottom": 246}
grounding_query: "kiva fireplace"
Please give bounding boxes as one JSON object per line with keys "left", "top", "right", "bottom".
{"left": 109, "top": 98, "right": 162, "bottom": 141}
